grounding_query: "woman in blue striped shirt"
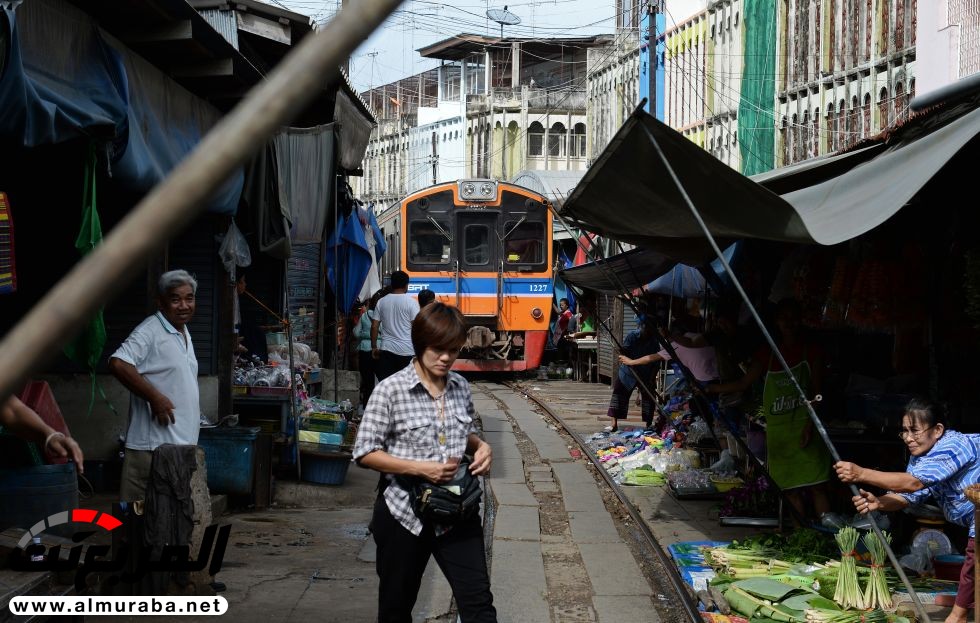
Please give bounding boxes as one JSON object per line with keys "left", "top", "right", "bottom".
{"left": 835, "top": 398, "right": 980, "bottom": 623}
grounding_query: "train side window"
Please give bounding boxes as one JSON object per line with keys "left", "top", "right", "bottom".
{"left": 463, "top": 225, "right": 491, "bottom": 266}
{"left": 504, "top": 221, "right": 545, "bottom": 265}
{"left": 409, "top": 220, "right": 451, "bottom": 265}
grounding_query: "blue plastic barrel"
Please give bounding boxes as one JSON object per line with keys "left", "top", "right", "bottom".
{"left": 197, "top": 427, "right": 260, "bottom": 494}
{"left": 0, "top": 463, "right": 79, "bottom": 533}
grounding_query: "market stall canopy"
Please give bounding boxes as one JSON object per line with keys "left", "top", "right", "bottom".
{"left": 559, "top": 243, "right": 737, "bottom": 295}
{"left": 558, "top": 247, "right": 675, "bottom": 293}
{"left": 561, "top": 104, "right": 980, "bottom": 260}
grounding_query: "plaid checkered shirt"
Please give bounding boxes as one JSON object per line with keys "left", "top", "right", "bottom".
{"left": 352, "top": 361, "right": 478, "bottom": 536}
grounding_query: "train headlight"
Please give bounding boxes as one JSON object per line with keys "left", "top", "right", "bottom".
{"left": 531, "top": 307, "right": 543, "bottom": 319}
{"left": 459, "top": 179, "right": 497, "bottom": 202}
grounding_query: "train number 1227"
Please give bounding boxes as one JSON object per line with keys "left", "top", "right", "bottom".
{"left": 528, "top": 284, "right": 549, "bottom": 292}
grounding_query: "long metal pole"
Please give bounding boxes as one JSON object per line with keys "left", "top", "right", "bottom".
{"left": 0, "top": 0, "right": 406, "bottom": 401}
{"left": 646, "top": 1, "right": 659, "bottom": 117}
{"left": 637, "top": 121, "right": 932, "bottom": 623}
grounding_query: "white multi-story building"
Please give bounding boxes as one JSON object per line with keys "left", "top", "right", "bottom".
{"left": 354, "top": 34, "right": 613, "bottom": 207}
{"left": 775, "top": 0, "right": 917, "bottom": 168}
{"left": 915, "top": 1, "right": 978, "bottom": 103}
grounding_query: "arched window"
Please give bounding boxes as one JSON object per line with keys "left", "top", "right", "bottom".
{"left": 850, "top": 95, "right": 860, "bottom": 147}
{"left": 570, "top": 123, "right": 587, "bottom": 158}
{"left": 863, "top": 92, "right": 872, "bottom": 138}
{"left": 548, "top": 122, "right": 566, "bottom": 157}
{"left": 894, "top": 82, "right": 906, "bottom": 124}
{"left": 878, "top": 87, "right": 889, "bottom": 129}
{"left": 827, "top": 104, "right": 836, "bottom": 151}
{"left": 811, "top": 107, "right": 819, "bottom": 157}
{"left": 791, "top": 113, "right": 799, "bottom": 163}
{"left": 528, "top": 121, "right": 544, "bottom": 157}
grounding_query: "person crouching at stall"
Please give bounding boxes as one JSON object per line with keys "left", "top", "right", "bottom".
{"left": 353, "top": 302, "right": 497, "bottom": 623}
{"left": 836, "top": 397, "right": 980, "bottom": 623}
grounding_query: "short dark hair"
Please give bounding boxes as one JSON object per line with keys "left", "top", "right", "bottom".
{"left": 559, "top": 298, "right": 569, "bottom": 306}
{"left": 904, "top": 397, "right": 946, "bottom": 428}
{"left": 412, "top": 302, "right": 466, "bottom": 359}
{"left": 418, "top": 288, "right": 436, "bottom": 307}
{"left": 391, "top": 271, "right": 410, "bottom": 289}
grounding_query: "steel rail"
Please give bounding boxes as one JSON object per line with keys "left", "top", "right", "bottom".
{"left": 503, "top": 380, "right": 703, "bottom": 623}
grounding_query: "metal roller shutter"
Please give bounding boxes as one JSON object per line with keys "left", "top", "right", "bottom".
{"left": 287, "top": 242, "right": 322, "bottom": 352}
{"left": 169, "top": 218, "right": 221, "bottom": 376}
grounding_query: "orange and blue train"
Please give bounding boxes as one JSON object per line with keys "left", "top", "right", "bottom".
{"left": 376, "top": 179, "right": 553, "bottom": 372}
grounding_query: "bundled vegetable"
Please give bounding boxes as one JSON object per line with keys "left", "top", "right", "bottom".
{"left": 805, "top": 608, "right": 887, "bottom": 623}
{"left": 833, "top": 527, "right": 865, "bottom": 610}
{"left": 862, "top": 531, "right": 893, "bottom": 609}
{"left": 703, "top": 547, "right": 794, "bottom": 578}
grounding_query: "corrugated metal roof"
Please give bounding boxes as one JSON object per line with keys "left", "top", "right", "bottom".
{"left": 197, "top": 8, "right": 239, "bottom": 49}
{"left": 511, "top": 169, "right": 585, "bottom": 206}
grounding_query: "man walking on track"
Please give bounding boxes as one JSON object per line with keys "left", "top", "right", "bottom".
{"left": 372, "top": 270, "right": 420, "bottom": 381}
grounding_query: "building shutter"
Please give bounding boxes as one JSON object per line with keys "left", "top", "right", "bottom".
{"left": 286, "top": 242, "right": 322, "bottom": 354}
{"left": 169, "top": 218, "right": 221, "bottom": 376}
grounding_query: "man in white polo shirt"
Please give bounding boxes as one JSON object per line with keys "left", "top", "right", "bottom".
{"left": 371, "top": 270, "right": 420, "bottom": 381}
{"left": 109, "top": 269, "right": 201, "bottom": 501}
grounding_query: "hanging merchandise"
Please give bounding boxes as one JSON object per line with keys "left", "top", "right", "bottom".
{"left": 0, "top": 192, "right": 16, "bottom": 294}
{"left": 274, "top": 125, "right": 336, "bottom": 243}
{"left": 218, "top": 219, "right": 252, "bottom": 280}
{"left": 63, "top": 145, "right": 110, "bottom": 418}
{"left": 822, "top": 256, "right": 854, "bottom": 328}
{"left": 357, "top": 202, "right": 387, "bottom": 303}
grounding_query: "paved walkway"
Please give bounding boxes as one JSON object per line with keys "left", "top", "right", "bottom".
{"left": 473, "top": 382, "right": 675, "bottom": 623}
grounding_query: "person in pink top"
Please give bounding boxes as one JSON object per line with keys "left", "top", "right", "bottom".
{"left": 618, "top": 325, "right": 719, "bottom": 384}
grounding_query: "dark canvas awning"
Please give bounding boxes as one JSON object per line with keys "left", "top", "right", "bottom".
{"left": 559, "top": 247, "right": 675, "bottom": 293}
{"left": 561, "top": 104, "right": 980, "bottom": 260}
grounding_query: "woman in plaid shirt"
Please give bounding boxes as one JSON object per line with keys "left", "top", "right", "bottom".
{"left": 353, "top": 302, "right": 496, "bottom": 622}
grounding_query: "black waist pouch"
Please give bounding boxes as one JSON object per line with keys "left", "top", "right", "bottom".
{"left": 400, "top": 459, "right": 483, "bottom": 524}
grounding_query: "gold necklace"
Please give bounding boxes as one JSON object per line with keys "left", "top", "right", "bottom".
{"left": 435, "top": 392, "right": 447, "bottom": 448}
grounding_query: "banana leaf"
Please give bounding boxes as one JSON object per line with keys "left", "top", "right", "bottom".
{"left": 732, "top": 578, "right": 807, "bottom": 601}
{"left": 781, "top": 594, "right": 838, "bottom": 612}
{"left": 725, "top": 586, "right": 764, "bottom": 618}
{"left": 772, "top": 574, "right": 817, "bottom": 590}
{"left": 756, "top": 602, "right": 804, "bottom": 622}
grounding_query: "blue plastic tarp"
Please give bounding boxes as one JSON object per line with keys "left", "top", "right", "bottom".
{"left": 644, "top": 243, "right": 739, "bottom": 298}
{"left": 0, "top": 1, "right": 241, "bottom": 215}
{"left": 325, "top": 211, "right": 372, "bottom": 314}
{"left": 0, "top": 5, "right": 128, "bottom": 147}
{"left": 108, "top": 40, "right": 242, "bottom": 215}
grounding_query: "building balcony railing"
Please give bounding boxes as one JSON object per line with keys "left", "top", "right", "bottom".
{"left": 466, "top": 87, "right": 587, "bottom": 112}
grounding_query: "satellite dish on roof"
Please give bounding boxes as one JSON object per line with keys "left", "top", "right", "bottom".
{"left": 486, "top": 6, "right": 520, "bottom": 37}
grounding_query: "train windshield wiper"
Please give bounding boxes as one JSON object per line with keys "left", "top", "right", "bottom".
{"left": 500, "top": 216, "right": 526, "bottom": 241}
{"left": 427, "top": 215, "right": 453, "bottom": 241}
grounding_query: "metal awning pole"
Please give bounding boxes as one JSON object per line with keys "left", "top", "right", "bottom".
{"left": 0, "top": 0, "right": 407, "bottom": 401}
{"left": 637, "top": 121, "right": 933, "bottom": 623}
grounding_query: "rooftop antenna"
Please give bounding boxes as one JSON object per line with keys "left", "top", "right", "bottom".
{"left": 486, "top": 5, "right": 520, "bottom": 38}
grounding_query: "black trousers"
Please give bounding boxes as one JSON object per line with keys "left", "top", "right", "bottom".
{"left": 358, "top": 350, "right": 376, "bottom": 406}
{"left": 372, "top": 497, "right": 496, "bottom": 623}
{"left": 376, "top": 350, "right": 413, "bottom": 382}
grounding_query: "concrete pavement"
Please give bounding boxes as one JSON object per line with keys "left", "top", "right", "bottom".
{"left": 474, "top": 383, "right": 669, "bottom": 623}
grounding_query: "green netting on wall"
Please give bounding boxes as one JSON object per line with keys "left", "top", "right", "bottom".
{"left": 738, "top": 0, "right": 777, "bottom": 175}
